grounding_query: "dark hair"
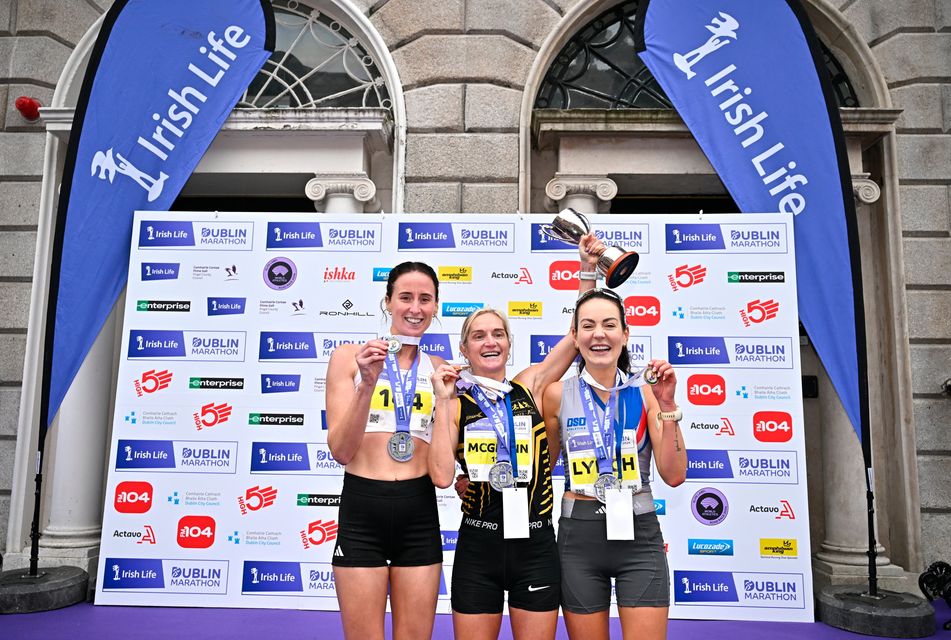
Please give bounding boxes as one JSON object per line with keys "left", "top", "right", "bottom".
{"left": 385, "top": 261, "right": 439, "bottom": 301}
{"left": 573, "top": 289, "right": 631, "bottom": 374}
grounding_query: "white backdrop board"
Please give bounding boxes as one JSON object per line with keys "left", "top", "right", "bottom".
{"left": 96, "top": 211, "right": 812, "bottom": 621}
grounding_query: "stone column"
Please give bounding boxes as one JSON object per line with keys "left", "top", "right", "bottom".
{"left": 305, "top": 173, "right": 378, "bottom": 213}
{"left": 545, "top": 174, "right": 617, "bottom": 215}
{"left": 33, "top": 307, "right": 118, "bottom": 572}
{"left": 811, "top": 175, "right": 906, "bottom": 591}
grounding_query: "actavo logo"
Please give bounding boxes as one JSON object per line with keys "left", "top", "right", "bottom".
{"left": 177, "top": 515, "right": 216, "bottom": 549}
{"left": 739, "top": 299, "right": 780, "bottom": 326}
{"left": 754, "top": 411, "right": 793, "bottom": 443}
{"left": 687, "top": 374, "right": 726, "bottom": 405}
{"left": 750, "top": 499, "right": 796, "bottom": 520}
{"left": 193, "top": 402, "right": 233, "bottom": 430}
{"left": 114, "top": 481, "right": 153, "bottom": 514}
{"left": 134, "top": 369, "right": 173, "bottom": 397}
{"left": 668, "top": 264, "right": 707, "bottom": 291}
{"left": 238, "top": 485, "right": 278, "bottom": 515}
{"left": 549, "top": 260, "right": 580, "bottom": 290}
{"left": 300, "top": 519, "right": 339, "bottom": 549}
{"left": 624, "top": 296, "right": 661, "bottom": 326}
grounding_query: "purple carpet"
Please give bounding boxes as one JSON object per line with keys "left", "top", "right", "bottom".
{"left": 5, "top": 599, "right": 949, "bottom": 639}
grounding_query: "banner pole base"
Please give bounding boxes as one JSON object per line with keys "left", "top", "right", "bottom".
{"left": 817, "top": 585, "right": 935, "bottom": 638}
{"left": 0, "top": 566, "right": 88, "bottom": 614}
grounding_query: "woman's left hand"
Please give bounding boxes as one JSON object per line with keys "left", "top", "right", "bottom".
{"left": 648, "top": 359, "right": 677, "bottom": 411}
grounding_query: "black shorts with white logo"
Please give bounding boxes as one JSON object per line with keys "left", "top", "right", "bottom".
{"left": 450, "top": 515, "right": 560, "bottom": 614}
{"left": 331, "top": 473, "right": 442, "bottom": 568}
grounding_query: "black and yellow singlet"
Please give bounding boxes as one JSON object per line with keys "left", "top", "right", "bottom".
{"left": 454, "top": 381, "right": 554, "bottom": 521}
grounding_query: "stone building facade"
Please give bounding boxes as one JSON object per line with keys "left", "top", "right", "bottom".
{"left": 0, "top": 0, "right": 948, "bottom": 596}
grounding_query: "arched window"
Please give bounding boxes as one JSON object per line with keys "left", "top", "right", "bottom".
{"left": 535, "top": 0, "right": 858, "bottom": 110}
{"left": 239, "top": 0, "right": 392, "bottom": 110}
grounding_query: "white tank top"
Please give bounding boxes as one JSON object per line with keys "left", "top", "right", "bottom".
{"left": 354, "top": 352, "right": 436, "bottom": 443}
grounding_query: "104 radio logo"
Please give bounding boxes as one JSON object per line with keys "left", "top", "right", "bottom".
{"left": 624, "top": 296, "right": 661, "bottom": 327}
{"left": 177, "top": 515, "right": 216, "bottom": 549}
{"left": 754, "top": 411, "right": 793, "bottom": 442}
{"left": 114, "top": 481, "right": 153, "bottom": 514}
{"left": 687, "top": 374, "right": 726, "bottom": 405}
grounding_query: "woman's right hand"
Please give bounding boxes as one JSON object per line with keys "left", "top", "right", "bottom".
{"left": 431, "top": 363, "right": 461, "bottom": 400}
{"left": 355, "top": 339, "right": 388, "bottom": 384}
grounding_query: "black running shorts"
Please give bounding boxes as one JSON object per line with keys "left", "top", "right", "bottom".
{"left": 450, "top": 516, "right": 560, "bottom": 614}
{"left": 331, "top": 473, "right": 442, "bottom": 567}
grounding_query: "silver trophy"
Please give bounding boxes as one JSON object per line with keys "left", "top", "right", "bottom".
{"left": 541, "top": 208, "right": 640, "bottom": 288}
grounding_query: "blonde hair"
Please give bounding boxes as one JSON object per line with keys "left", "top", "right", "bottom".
{"left": 459, "top": 308, "right": 511, "bottom": 347}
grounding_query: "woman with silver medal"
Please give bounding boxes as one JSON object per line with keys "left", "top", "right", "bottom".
{"left": 542, "top": 289, "right": 688, "bottom": 640}
{"left": 325, "top": 262, "right": 447, "bottom": 640}
{"left": 428, "top": 234, "right": 603, "bottom": 640}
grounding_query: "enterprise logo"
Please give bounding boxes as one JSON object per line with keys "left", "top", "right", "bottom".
{"left": 136, "top": 300, "right": 190, "bottom": 312}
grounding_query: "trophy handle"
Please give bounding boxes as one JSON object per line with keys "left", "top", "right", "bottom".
{"left": 540, "top": 208, "right": 591, "bottom": 242}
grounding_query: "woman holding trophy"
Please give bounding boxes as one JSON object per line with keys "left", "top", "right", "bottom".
{"left": 428, "top": 229, "right": 604, "bottom": 640}
{"left": 542, "top": 286, "right": 688, "bottom": 640}
{"left": 325, "top": 261, "right": 447, "bottom": 640}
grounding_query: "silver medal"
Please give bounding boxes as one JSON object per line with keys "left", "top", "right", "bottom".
{"left": 643, "top": 365, "right": 659, "bottom": 385}
{"left": 593, "top": 473, "right": 621, "bottom": 503}
{"left": 386, "top": 337, "right": 402, "bottom": 354}
{"left": 387, "top": 431, "right": 414, "bottom": 462}
{"left": 488, "top": 461, "right": 515, "bottom": 491}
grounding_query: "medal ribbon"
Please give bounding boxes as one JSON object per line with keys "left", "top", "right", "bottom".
{"left": 468, "top": 384, "right": 517, "bottom": 476}
{"left": 384, "top": 350, "right": 420, "bottom": 434}
{"left": 579, "top": 376, "right": 620, "bottom": 477}
{"left": 457, "top": 369, "right": 512, "bottom": 400}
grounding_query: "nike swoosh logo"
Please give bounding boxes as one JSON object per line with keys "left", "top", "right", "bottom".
{"left": 527, "top": 585, "right": 550, "bottom": 592}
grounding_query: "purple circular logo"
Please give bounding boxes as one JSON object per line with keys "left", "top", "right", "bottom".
{"left": 264, "top": 257, "right": 297, "bottom": 290}
{"left": 691, "top": 487, "right": 728, "bottom": 526}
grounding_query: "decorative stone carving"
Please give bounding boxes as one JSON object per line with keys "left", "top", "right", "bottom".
{"left": 852, "top": 173, "right": 881, "bottom": 205}
{"left": 305, "top": 173, "right": 379, "bottom": 213}
{"left": 544, "top": 174, "right": 618, "bottom": 213}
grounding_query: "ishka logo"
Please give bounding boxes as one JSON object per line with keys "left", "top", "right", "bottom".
{"left": 300, "top": 519, "right": 339, "bottom": 549}
{"left": 668, "top": 264, "right": 707, "bottom": 291}
{"left": 134, "top": 369, "right": 173, "bottom": 396}
{"left": 238, "top": 485, "right": 278, "bottom": 515}
{"left": 192, "top": 402, "right": 233, "bottom": 430}
{"left": 739, "top": 299, "right": 780, "bottom": 326}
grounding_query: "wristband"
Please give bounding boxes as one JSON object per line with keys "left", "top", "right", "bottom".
{"left": 657, "top": 407, "right": 682, "bottom": 423}
{"left": 578, "top": 270, "right": 600, "bottom": 281}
